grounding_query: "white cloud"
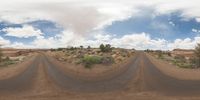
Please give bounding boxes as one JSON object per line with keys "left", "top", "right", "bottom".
{"left": 0, "top": 0, "right": 200, "bottom": 49}
{"left": 0, "top": 30, "right": 199, "bottom": 50}
{"left": 192, "top": 28, "right": 200, "bottom": 33}
{"left": 169, "top": 21, "right": 175, "bottom": 26}
{"left": 6, "top": 42, "right": 32, "bottom": 49}
{"left": 0, "top": 36, "right": 10, "bottom": 46}
{"left": 1, "top": 0, "right": 200, "bottom": 35}
{"left": 3, "top": 25, "right": 43, "bottom": 38}
{"left": 30, "top": 30, "right": 81, "bottom": 48}
{"left": 69, "top": 32, "right": 169, "bottom": 50}
{"left": 0, "top": 1, "right": 175, "bottom": 35}
{"left": 110, "top": 33, "right": 168, "bottom": 50}
{"left": 83, "top": 32, "right": 200, "bottom": 50}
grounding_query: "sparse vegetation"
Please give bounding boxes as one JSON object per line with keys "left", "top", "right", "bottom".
{"left": 195, "top": 43, "right": 200, "bottom": 68}
{"left": 157, "top": 51, "right": 164, "bottom": 59}
{"left": 87, "top": 46, "right": 91, "bottom": 49}
{"left": 82, "top": 55, "right": 102, "bottom": 68}
{"left": 148, "top": 49, "right": 196, "bottom": 69}
{"left": 0, "top": 56, "right": 15, "bottom": 67}
{"left": 51, "top": 45, "right": 135, "bottom": 69}
{"left": 0, "top": 46, "right": 25, "bottom": 67}
{"left": 80, "top": 46, "right": 83, "bottom": 49}
{"left": 100, "top": 44, "right": 112, "bottom": 52}
{"left": 0, "top": 47, "right": 3, "bottom": 63}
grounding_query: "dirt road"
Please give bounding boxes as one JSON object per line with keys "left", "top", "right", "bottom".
{"left": 0, "top": 52, "right": 200, "bottom": 99}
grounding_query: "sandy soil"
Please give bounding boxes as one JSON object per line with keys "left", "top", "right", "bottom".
{"left": 0, "top": 53, "right": 36, "bottom": 80}
{"left": 0, "top": 52, "right": 199, "bottom": 100}
{"left": 46, "top": 54, "right": 136, "bottom": 81}
{"left": 0, "top": 90, "right": 182, "bottom": 100}
{"left": 146, "top": 53, "right": 200, "bottom": 80}
{"left": 1, "top": 52, "right": 200, "bottom": 100}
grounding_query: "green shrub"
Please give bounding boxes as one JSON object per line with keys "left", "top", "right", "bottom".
{"left": 87, "top": 46, "right": 91, "bottom": 49}
{"left": 0, "top": 48, "right": 3, "bottom": 62}
{"left": 156, "top": 50, "right": 164, "bottom": 59}
{"left": 82, "top": 55, "right": 102, "bottom": 68}
{"left": 57, "top": 48, "right": 65, "bottom": 51}
{"left": 101, "top": 56, "right": 114, "bottom": 65}
{"left": 99, "top": 44, "right": 112, "bottom": 52}
{"left": 174, "top": 55, "right": 186, "bottom": 63}
{"left": 5, "top": 56, "right": 10, "bottom": 61}
{"left": 100, "top": 44, "right": 105, "bottom": 52}
{"left": 4, "top": 60, "right": 15, "bottom": 65}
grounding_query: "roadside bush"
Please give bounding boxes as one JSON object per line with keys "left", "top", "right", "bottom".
{"left": 82, "top": 55, "right": 102, "bottom": 68}
{"left": 167, "top": 52, "right": 171, "bottom": 56}
{"left": 50, "top": 48, "right": 56, "bottom": 52}
{"left": 99, "top": 44, "right": 112, "bottom": 52}
{"left": 5, "top": 56, "right": 10, "bottom": 61}
{"left": 145, "top": 49, "right": 150, "bottom": 53}
{"left": 101, "top": 56, "right": 114, "bottom": 65}
{"left": 68, "top": 47, "right": 76, "bottom": 50}
{"left": 4, "top": 60, "right": 15, "bottom": 66}
{"left": 174, "top": 55, "right": 186, "bottom": 63}
{"left": 0, "top": 48, "right": 3, "bottom": 62}
{"left": 189, "top": 57, "right": 200, "bottom": 68}
{"left": 87, "top": 46, "right": 91, "bottom": 49}
{"left": 157, "top": 51, "right": 163, "bottom": 59}
{"left": 57, "top": 48, "right": 66, "bottom": 51}
{"left": 80, "top": 45, "right": 83, "bottom": 49}
{"left": 195, "top": 43, "right": 200, "bottom": 68}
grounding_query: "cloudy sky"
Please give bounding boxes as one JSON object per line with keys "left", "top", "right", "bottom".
{"left": 0, "top": 0, "right": 200, "bottom": 50}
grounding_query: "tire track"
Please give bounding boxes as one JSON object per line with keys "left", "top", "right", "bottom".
{"left": 142, "top": 53, "right": 200, "bottom": 96}
{"left": 42, "top": 53, "right": 140, "bottom": 92}
{"left": 0, "top": 55, "right": 40, "bottom": 93}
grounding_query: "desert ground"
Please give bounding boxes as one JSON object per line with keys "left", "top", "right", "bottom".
{"left": 0, "top": 49, "right": 200, "bottom": 100}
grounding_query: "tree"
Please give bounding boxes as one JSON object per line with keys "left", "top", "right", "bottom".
{"left": 100, "top": 44, "right": 105, "bottom": 52}
{"left": 105, "top": 44, "right": 112, "bottom": 52}
{"left": 167, "top": 52, "right": 171, "bottom": 56}
{"left": 87, "top": 46, "right": 91, "bottom": 49}
{"left": 194, "top": 43, "right": 200, "bottom": 68}
{"left": 80, "top": 45, "right": 83, "bottom": 49}
{"left": 99, "top": 44, "right": 112, "bottom": 52}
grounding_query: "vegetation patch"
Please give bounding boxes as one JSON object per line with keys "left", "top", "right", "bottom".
{"left": 145, "top": 46, "right": 200, "bottom": 69}
{"left": 0, "top": 57, "right": 16, "bottom": 67}
{"left": 52, "top": 44, "right": 135, "bottom": 69}
{"left": 82, "top": 55, "right": 103, "bottom": 68}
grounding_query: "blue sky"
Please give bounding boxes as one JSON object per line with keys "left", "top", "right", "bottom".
{"left": 0, "top": 20, "right": 63, "bottom": 45}
{"left": 105, "top": 11, "right": 200, "bottom": 41}
{"left": 0, "top": 0, "right": 200, "bottom": 50}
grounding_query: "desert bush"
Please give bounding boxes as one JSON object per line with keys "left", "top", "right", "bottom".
{"left": 82, "top": 55, "right": 102, "bottom": 68}
{"left": 5, "top": 56, "right": 10, "bottom": 61}
{"left": 68, "top": 47, "right": 76, "bottom": 50}
{"left": 101, "top": 56, "right": 114, "bottom": 65}
{"left": 157, "top": 51, "right": 163, "bottom": 59}
{"left": 0, "top": 47, "right": 2, "bottom": 62}
{"left": 189, "top": 57, "right": 197, "bottom": 68}
{"left": 145, "top": 49, "right": 150, "bottom": 53}
{"left": 174, "top": 55, "right": 186, "bottom": 63}
{"left": 50, "top": 48, "right": 56, "bottom": 51}
{"left": 100, "top": 44, "right": 105, "bottom": 52}
{"left": 99, "top": 44, "right": 112, "bottom": 52}
{"left": 87, "top": 46, "right": 91, "bottom": 49}
{"left": 4, "top": 60, "right": 15, "bottom": 66}
{"left": 57, "top": 48, "right": 66, "bottom": 51}
{"left": 167, "top": 52, "right": 171, "bottom": 56}
{"left": 195, "top": 43, "right": 200, "bottom": 68}
{"left": 80, "top": 45, "right": 83, "bottom": 49}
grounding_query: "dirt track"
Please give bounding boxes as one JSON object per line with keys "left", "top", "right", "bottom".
{"left": 0, "top": 52, "right": 200, "bottom": 100}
